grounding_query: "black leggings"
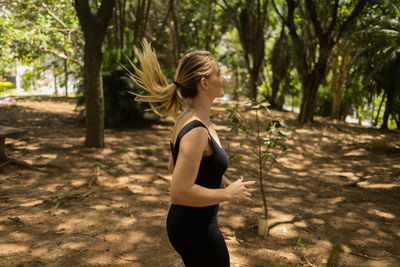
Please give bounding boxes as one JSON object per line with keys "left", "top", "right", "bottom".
{"left": 167, "top": 206, "right": 230, "bottom": 267}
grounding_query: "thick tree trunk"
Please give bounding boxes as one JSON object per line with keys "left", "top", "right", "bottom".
{"left": 75, "top": 0, "right": 116, "bottom": 148}
{"left": 298, "top": 76, "right": 319, "bottom": 123}
{"left": 331, "top": 50, "right": 350, "bottom": 119}
{"left": 83, "top": 29, "right": 105, "bottom": 148}
{"left": 298, "top": 55, "right": 328, "bottom": 123}
{"left": 271, "top": 75, "right": 279, "bottom": 108}
{"left": 249, "top": 70, "right": 258, "bottom": 99}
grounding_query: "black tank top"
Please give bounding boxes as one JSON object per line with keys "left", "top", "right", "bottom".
{"left": 170, "top": 119, "right": 228, "bottom": 188}
{"left": 169, "top": 119, "right": 228, "bottom": 222}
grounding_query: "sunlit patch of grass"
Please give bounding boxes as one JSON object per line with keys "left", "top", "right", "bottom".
{"left": 52, "top": 191, "right": 75, "bottom": 201}
{"left": 96, "top": 161, "right": 109, "bottom": 169}
{"left": 336, "top": 137, "right": 350, "bottom": 143}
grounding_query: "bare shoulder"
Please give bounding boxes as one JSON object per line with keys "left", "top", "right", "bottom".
{"left": 171, "top": 114, "right": 205, "bottom": 142}
{"left": 178, "top": 124, "right": 209, "bottom": 155}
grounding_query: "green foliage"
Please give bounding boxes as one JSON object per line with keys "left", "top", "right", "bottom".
{"left": 2, "top": 0, "right": 399, "bottom": 131}
{"left": 77, "top": 66, "right": 148, "bottom": 128}
{"left": 326, "top": 245, "right": 339, "bottom": 267}
{"left": 52, "top": 191, "right": 74, "bottom": 201}
{"left": 315, "top": 85, "right": 333, "bottom": 118}
{"left": 297, "top": 238, "right": 309, "bottom": 249}
{"left": 179, "top": 0, "right": 229, "bottom": 52}
{"left": 351, "top": 2, "right": 400, "bottom": 128}
{"left": 0, "top": 1, "right": 81, "bottom": 80}
{"left": 103, "top": 67, "right": 149, "bottom": 127}
{"left": 96, "top": 161, "right": 109, "bottom": 170}
{"left": 0, "top": 81, "right": 13, "bottom": 89}
{"left": 21, "top": 70, "right": 34, "bottom": 91}
{"left": 228, "top": 101, "right": 288, "bottom": 157}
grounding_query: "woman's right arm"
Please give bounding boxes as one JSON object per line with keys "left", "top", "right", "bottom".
{"left": 169, "top": 127, "right": 254, "bottom": 207}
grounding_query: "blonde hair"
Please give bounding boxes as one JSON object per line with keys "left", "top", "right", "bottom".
{"left": 126, "top": 40, "right": 216, "bottom": 116}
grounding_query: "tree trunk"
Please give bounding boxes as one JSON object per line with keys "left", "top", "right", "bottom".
{"left": 331, "top": 48, "right": 350, "bottom": 119}
{"left": 75, "top": 0, "right": 116, "bottom": 148}
{"left": 53, "top": 72, "right": 58, "bottom": 95}
{"left": 270, "top": 26, "right": 290, "bottom": 109}
{"left": 298, "top": 76, "right": 319, "bottom": 123}
{"left": 331, "top": 86, "right": 341, "bottom": 119}
{"left": 169, "top": 0, "right": 180, "bottom": 66}
{"left": 298, "top": 57, "right": 328, "bottom": 123}
{"left": 64, "top": 59, "right": 68, "bottom": 97}
{"left": 83, "top": 29, "right": 105, "bottom": 147}
{"left": 249, "top": 70, "right": 258, "bottom": 99}
{"left": 382, "top": 90, "right": 393, "bottom": 129}
{"left": 271, "top": 75, "right": 279, "bottom": 108}
{"left": 222, "top": 0, "right": 267, "bottom": 100}
{"left": 374, "top": 91, "right": 385, "bottom": 126}
{"left": 277, "top": 78, "right": 291, "bottom": 110}
{"left": 280, "top": 0, "right": 368, "bottom": 124}
{"left": 330, "top": 53, "right": 340, "bottom": 119}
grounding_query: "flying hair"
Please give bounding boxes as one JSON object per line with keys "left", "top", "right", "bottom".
{"left": 126, "top": 40, "right": 216, "bottom": 116}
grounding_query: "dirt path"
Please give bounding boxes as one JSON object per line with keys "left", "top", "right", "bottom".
{"left": 1, "top": 98, "right": 399, "bottom": 267}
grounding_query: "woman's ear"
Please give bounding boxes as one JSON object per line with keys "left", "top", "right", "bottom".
{"left": 199, "top": 77, "right": 208, "bottom": 91}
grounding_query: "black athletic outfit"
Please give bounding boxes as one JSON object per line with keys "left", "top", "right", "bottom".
{"left": 166, "top": 120, "right": 230, "bottom": 267}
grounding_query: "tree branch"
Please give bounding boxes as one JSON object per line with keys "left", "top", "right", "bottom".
{"left": 305, "top": 0, "right": 324, "bottom": 40}
{"left": 220, "top": 0, "right": 238, "bottom": 25}
{"left": 43, "top": 48, "right": 83, "bottom": 66}
{"left": 74, "top": 0, "right": 93, "bottom": 30}
{"left": 284, "top": 0, "right": 308, "bottom": 74}
{"left": 271, "top": 0, "right": 288, "bottom": 27}
{"left": 285, "top": 0, "right": 300, "bottom": 41}
{"left": 97, "top": 0, "right": 116, "bottom": 32}
{"left": 336, "top": 0, "right": 368, "bottom": 42}
{"left": 41, "top": 1, "right": 68, "bottom": 28}
{"left": 326, "top": 0, "right": 339, "bottom": 37}
{"left": 154, "top": 0, "right": 173, "bottom": 44}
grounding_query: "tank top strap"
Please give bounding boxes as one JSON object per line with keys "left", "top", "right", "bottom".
{"left": 176, "top": 119, "right": 208, "bottom": 144}
{"left": 170, "top": 119, "right": 209, "bottom": 163}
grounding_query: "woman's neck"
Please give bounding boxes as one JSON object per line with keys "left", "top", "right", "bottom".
{"left": 187, "top": 96, "right": 213, "bottom": 126}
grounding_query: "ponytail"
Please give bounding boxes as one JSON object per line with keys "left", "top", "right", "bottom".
{"left": 127, "top": 40, "right": 216, "bottom": 116}
{"left": 126, "top": 40, "right": 183, "bottom": 116}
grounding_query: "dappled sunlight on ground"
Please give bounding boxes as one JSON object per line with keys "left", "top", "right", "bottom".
{"left": 0, "top": 98, "right": 399, "bottom": 266}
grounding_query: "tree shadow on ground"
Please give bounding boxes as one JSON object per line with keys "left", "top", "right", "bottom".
{"left": 1, "top": 99, "right": 399, "bottom": 266}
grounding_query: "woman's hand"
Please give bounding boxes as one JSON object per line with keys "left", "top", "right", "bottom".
{"left": 221, "top": 175, "right": 233, "bottom": 188}
{"left": 225, "top": 176, "right": 256, "bottom": 202}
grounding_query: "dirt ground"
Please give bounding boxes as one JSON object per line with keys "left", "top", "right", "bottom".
{"left": 0, "top": 97, "right": 399, "bottom": 267}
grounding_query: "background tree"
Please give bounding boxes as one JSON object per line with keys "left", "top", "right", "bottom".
{"left": 328, "top": 38, "right": 352, "bottom": 120}
{"left": 269, "top": 25, "right": 291, "bottom": 109}
{"left": 0, "top": 0, "right": 82, "bottom": 95}
{"left": 273, "top": 0, "right": 369, "bottom": 123}
{"left": 74, "top": 0, "right": 116, "bottom": 148}
{"left": 352, "top": 3, "right": 400, "bottom": 129}
{"left": 220, "top": 0, "right": 268, "bottom": 99}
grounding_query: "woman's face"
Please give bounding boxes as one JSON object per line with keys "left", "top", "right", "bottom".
{"left": 206, "top": 60, "right": 226, "bottom": 98}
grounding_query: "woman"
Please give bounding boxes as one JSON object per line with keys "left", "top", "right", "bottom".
{"left": 129, "top": 41, "right": 255, "bottom": 267}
